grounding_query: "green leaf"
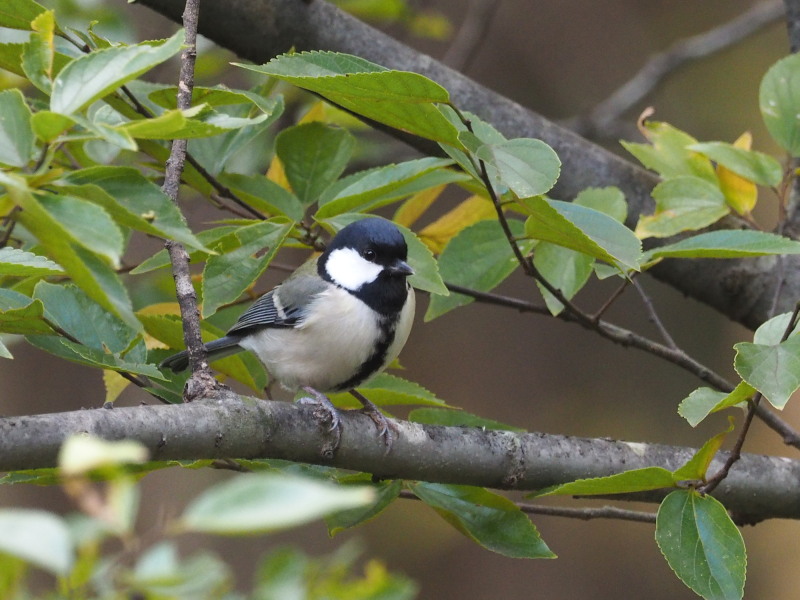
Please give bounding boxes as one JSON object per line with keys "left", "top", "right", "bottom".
{"left": 574, "top": 186, "right": 627, "bottom": 223}
{"left": 688, "top": 142, "right": 782, "bottom": 187}
{"left": 202, "top": 218, "right": 293, "bottom": 317}
{"left": 760, "top": 52, "right": 800, "bottom": 157}
{"left": 323, "top": 214, "right": 448, "bottom": 295}
{"left": 329, "top": 373, "right": 445, "bottom": 408}
{"left": 38, "top": 194, "right": 124, "bottom": 267}
{"left": 621, "top": 121, "right": 717, "bottom": 182}
{"left": 539, "top": 467, "right": 676, "bottom": 497}
{"left": 326, "top": 480, "right": 402, "bottom": 536}
{"left": 672, "top": 420, "right": 733, "bottom": 482}
{"left": 409, "top": 483, "right": 554, "bottom": 558}
{"left": 0, "top": 294, "right": 53, "bottom": 335}
{"left": 217, "top": 173, "right": 304, "bottom": 221}
{"left": 21, "top": 10, "right": 55, "bottom": 95}
{"left": 0, "top": 339, "right": 11, "bottom": 359}
{"left": 409, "top": 407, "right": 525, "bottom": 432}
{"left": 469, "top": 136, "right": 561, "bottom": 198}
{"left": 0, "top": 509, "right": 73, "bottom": 576}
{"left": 130, "top": 225, "right": 236, "bottom": 275}
{"left": 678, "top": 383, "right": 755, "bottom": 427}
{"left": 635, "top": 176, "right": 728, "bottom": 239}
{"left": 30, "top": 110, "right": 75, "bottom": 142}
{"left": 0, "top": 89, "right": 35, "bottom": 167}
{"left": 315, "top": 157, "right": 460, "bottom": 219}
{"left": 33, "top": 282, "right": 136, "bottom": 352}
{"left": 734, "top": 335, "right": 800, "bottom": 409}
{"left": 533, "top": 241, "right": 593, "bottom": 315}
{"left": 60, "top": 166, "right": 209, "bottom": 252}
{"left": 8, "top": 183, "right": 140, "bottom": 331}
{"left": 645, "top": 230, "right": 800, "bottom": 261}
{"left": 181, "top": 473, "right": 375, "bottom": 535}
{"left": 753, "top": 311, "right": 800, "bottom": 345}
{"left": 523, "top": 197, "right": 641, "bottom": 270}
{"left": 426, "top": 219, "right": 532, "bottom": 320}
{"left": 275, "top": 122, "right": 355, "bottom": 207}
{"left": 50, "top": 30, "right": 184, "bottom": 115}
{"left": 0, "top": 247, "right": 63, "bottom": 276}
{"left": 0, "top": 0, "right": 48, "bottom": 31}
{"left": 239, "top": 51, "right": 459, "bottom": 144}
{"left": 656, "top": 490, "right": 746, "bottom": 600}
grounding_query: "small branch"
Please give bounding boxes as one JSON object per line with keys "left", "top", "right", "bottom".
{"left": 162, "top": 0, "right": 219, "bottom": 399}
{"left": 516, "top": 502, "right": 657, "bottom": 524}
{"left": 632, "top": 279, "right": 678, "bottom": 350}
{"left": 572, "top": 0, "right": 784, "bottom": 138}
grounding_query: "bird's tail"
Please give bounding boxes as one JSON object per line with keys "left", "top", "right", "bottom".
{"left": 159, "top": 336, "right": 244, "bottom": 372}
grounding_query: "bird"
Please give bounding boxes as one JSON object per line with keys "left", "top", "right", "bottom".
{"left": 160, "top": 217, "right": 416, "bottom": 447}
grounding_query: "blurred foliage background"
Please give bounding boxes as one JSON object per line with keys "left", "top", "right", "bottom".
{"left": 1, "top": 0, "right": 797, "bottom": 598}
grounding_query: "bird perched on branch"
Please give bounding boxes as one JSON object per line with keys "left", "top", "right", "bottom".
{"left": 160, "top": 217, "right": 416, "bottom": 447}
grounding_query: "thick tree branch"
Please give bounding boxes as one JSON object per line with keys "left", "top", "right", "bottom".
{"left": 130, "top": 0, "right": 800, "bottom": 331}
{"left": 1, "top": 395, "right": 799, "bottom": 523}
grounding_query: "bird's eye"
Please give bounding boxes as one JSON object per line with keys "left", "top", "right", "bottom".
{"left": 362, "top": 248, "right": 376, "bottom": 261}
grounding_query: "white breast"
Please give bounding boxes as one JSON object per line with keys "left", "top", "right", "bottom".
{"left": 238, "top": 287, "right": 389, "bottom": 392}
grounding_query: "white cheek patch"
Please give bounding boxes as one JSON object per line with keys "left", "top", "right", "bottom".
{"left": 325, "top": 247, "right": 383, "bottom": 291}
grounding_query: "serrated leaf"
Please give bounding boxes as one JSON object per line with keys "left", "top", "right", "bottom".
{"left": 217, "top": 173, "right": 304, "bottom": 221}
{"left": 27, "top": 335, "right": 164, "bottom": 378}
{"left": 409, "top": 483, "right": 554, "bottom": 558}
{"left": 60, "top": 166, "right": 209, "bottom": 253}
{"left": 324, "top": 214, "right": 447, "bottom": 295}
{"left": 103, "top": 369, "right": 130, "bottom": 405}
{"left": 0, "top": 88, "right": 35, "bottom": 167}
{"left": 418, "top": 195, "right": 495, "bottom": 254}
{"left": 0, "top": 0, "right": 48, "bottom": 31}
{"left": 8, "top": 184, "right": 140, "bottom": 331}
{"left": 656, "top": 490, "right": 746, "bottom": 600}
{"left": 688, "top": 140, "right": 781, "bottom": 187}
{"left": 539, "top": 467, "right": 676, "bottom": 497}
{"left": 468, "top": 136, "right": 561, "bottom": 198}
{"left": 621, "top": 120, "right": 717, "bottom": 182}
{"left": 678, "top": 383, "right": 755, "bottom": 427}
{"left": 50, "top": 30, "right": 184, "bottom": 115}
{"left": 202, "top": 219, "right": 293, "bottom": 317}
{"left": 315, "top": 157, "right": 460, "bottom": 219}
{"left": 760, "top": 52, "right": 800, "bottom": 157}
{"left": 21, "top": 10, "right": 55, "bottom": 94}
{"left": 0, "top": 295, "right": 53, "bottom": 335}
{"left": 33, "top": 281, "right": 136, "bottom": 352}
{"left": 574, "top": 186, "right": 627, "bottom": 223}
{"left": 645, "top": 230, "right": 800, "bottom": 261}
{"left": 523, "top": 196, "right": 641, "bottom": 270}
{"left": 326, "top": 480, "right": 402, "bottom": 536}
{"left": 734, "top": 335, "right": 800, "bottom": 409}
{"left": 533, "top": 241, "right": 593, "bottom": 315}
{"left": 426, "top": 219, "right": 531, "bottom": 320}
{"left": 0, "top": 247, "right": 63, "bottom": 276}
{"left": 275, "top": 122, "right": 355, "bottom": 207}
{"left": 0, "top": 509, "right": 73, "bottom": 576}
{"left": 130, "top": 225, "right": 236, "bottom": 275}
{"left": 30, "top": 110, "right": 75, "bottom": 142}
{"left": 635, "top": 176, "right": 728, "bottom": 239}
{"left": 238, "top": 51, "right": 459, "bottom": 144}
{"left": 329, "top": 373, "right": 445, "bottom": 408}
{"left": 181, "top": 473, "right": 374, "bottom": 535}
{"left": 753, "top": 311, "right": 800, "bottom": 345}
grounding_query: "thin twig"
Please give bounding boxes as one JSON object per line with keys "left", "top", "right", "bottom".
{"left": 572, "top": 0, "right": 783, "bottom": 138}
{"left": 632, "top": 278, "right": 679, "bottom": 350}
{"left": 162, "top": 0, "right": 219, "bottom": 399}
{"left": 702, "top": 300, "right": 800, "bottom": 494}
{"left": 516, "top": 502, "right": 657, "bottom": 524}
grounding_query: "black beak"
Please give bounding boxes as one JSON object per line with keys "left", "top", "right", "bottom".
{"left": 388, "top": 259, "right": 414, "bottom": 277}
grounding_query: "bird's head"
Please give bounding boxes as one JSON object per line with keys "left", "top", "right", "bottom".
{"left": 319, "top": 218, "right": 413, "bottom": 314}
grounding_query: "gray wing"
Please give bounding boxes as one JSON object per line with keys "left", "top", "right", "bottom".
{"left": 226, "top": 262, "right": 330, "bottom": 336}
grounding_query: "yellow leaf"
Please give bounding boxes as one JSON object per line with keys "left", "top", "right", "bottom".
{"left": 718, "top": 132, "right": 757, "bottom": 216}
{"left": 266, "top": 155, "right": 291, "bottom": 191}
{"left": 103, "top": 370, "right": 131, "bottom": 405}
{"left": 298, "top": 100, "right": 328, "bottom": 124}
{"left": 393, "top": 184, "right": 446, "bottom": 228}
{"left": 136, "top": 302, "right": 181, "bottom": 316}
{"left": 419, "top": 195, "right": 496, "bottom": 253}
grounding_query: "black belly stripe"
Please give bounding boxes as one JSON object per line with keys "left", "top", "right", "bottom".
{"left": 333, "top": 316, "right": 396, "bottom": 391}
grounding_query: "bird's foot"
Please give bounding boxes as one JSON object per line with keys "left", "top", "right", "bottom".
{"left": 350, "top": 389, "right": 398, "bottom": 452}
{"left": 298, "top": 386, "right": 342, "bottom": 455}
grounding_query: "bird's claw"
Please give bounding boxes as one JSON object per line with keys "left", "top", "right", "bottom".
{"left": 298, "top": 387, "right": 343, "bottom": 453}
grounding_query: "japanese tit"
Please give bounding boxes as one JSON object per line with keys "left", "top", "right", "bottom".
{"left": 160, "top": 217, "right": 416, "bottom": 443}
